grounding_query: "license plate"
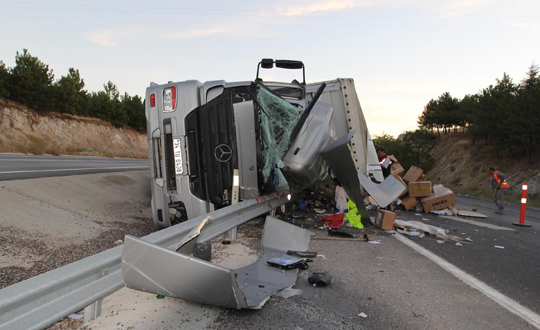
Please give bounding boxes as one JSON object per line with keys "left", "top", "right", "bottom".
{"left": 173, "top": 138, "right": 183, "bottom": 175}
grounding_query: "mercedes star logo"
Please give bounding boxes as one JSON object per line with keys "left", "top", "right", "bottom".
{"left": 214, "top": 144, "right": 233, "bottom": 163}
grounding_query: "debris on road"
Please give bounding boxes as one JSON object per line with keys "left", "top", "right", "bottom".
{"left": 276, "top": 288, "right": 302, "bottom": 299}
{"left": 308, "top": 272, "right": 332, "bottom": 287}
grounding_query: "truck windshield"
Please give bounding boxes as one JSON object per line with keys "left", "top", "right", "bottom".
{"left": 256, "top": 84, "right": 302, "bottom": 191}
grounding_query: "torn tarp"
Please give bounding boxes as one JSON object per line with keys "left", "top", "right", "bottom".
{"left": 121, "top": 216, "right": 314, "bottom": 309}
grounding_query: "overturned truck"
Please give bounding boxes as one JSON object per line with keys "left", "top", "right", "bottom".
{"left": 122, "top": 59, "right": 406, "bottom": 309}
{"left": 145, "top": 58, "right": 399, "bottom": 229}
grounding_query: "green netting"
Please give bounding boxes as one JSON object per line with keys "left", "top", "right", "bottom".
{"left": 257, "top": 84, "right": 302, "bottom": 191}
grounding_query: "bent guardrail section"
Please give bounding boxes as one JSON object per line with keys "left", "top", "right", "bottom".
{"left": 0, "top": 191, "right": 291, "bottom": 330}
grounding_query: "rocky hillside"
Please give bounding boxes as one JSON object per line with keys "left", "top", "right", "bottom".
{"left": 0, "top": 101, "right": 147, "bottom": 158}
{"left": 426, "top": 132, "right": 540, "bottom": 205}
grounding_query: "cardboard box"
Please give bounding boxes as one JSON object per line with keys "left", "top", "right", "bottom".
{"left": 408, "top": 181, "right": 432, "bottom": 197}
{"left": 403, "top": 166, "right": 424, "bottom": 183}
{"left": 388, "top": 155, "right": 399, "bottom": 163}
{"left": 394, "top": 175, "right": 409, "bottom": 197}
{"left": 400, "top": 196, "right": 417, "bottom": 211}
{"left": 390, "top": 162, "right": 404, "bottom": 177}
{"left": 421, "top": 191, "right": 457, "bottom": 213}
{"left": 374, "top": 209, "right": 396, "bottom": 230}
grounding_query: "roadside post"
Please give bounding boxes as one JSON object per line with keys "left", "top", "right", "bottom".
{"left": 513, "top": 181, "right": 532, "bottom": 227}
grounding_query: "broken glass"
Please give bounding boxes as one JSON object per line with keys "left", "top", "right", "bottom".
{"left": 256, "top": 84, "right": 302, "bottom": 191}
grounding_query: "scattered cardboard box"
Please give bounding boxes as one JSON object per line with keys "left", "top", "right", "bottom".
{"left": 403, "top": 166, "right": 424, "bottom": 183}
{"left": 374, "top": 209, "right": 396, "bottom": 230}
{"left": 400, "top": 196, "right": 417, "bottom": 211}
{"left": 387, "top": 155, "right": 404, "bottom": 177}
{"left": 390, "top": 163, "right": 404, "bottom": 177}
{"left": 409, "top": 181, "right": 432, "bottom": 197}
{"left": 421, "top": 191, "right": 457, "bottom": 213}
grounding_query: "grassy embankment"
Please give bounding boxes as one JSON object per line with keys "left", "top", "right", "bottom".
{"left": 426, "top": 132, "right": 540, "bottom": 208}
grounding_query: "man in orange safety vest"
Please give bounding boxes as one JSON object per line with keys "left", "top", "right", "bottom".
{"left": 488, "top": 166, "right": 509, "bottom": 214}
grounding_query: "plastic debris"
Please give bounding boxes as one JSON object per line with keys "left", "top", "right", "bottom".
{"left": 344, "top": 199, "right": 363, "bottom": 229}
{"left": 396, "top": 228, "right": 421, "bottom": 237}
{"left": 287, "top": 250, "right": 318, "bottom": 258}
{"left": 421, "top": 218, "right": 429, "bottom": 221}
{"left": 437, "top": 240, "right": 445, "bottom": 244}
{"left": 455, "top": 242, "right": 462, "bottom": 247}
{"left": 308, "top": 272, "right": 332, "bottom": 286}
{"left": 368, "top": 240, "right": 382, "bottom": 244}
{"left": 313, "top": 208, "right": 326, "bottom": 214}
{"left": 358, "top": 312, "right": 368, "bottom": 319}
{"left": 495, "top": 246, "right": 505, "bottom": 249}
{"left": 276, "top": 288, "right": 302, "bottom": 298}
{"left": 299, "top": 199, "right": 307, "bottom": 211}
{"left": 321, "top": 213, "right": 345, "bottom": 228}
{"left": 317, "top": 254, "right": 327, "bottom": 260}
{"left": 267, "top": 256, "right": 309, "bottom": 270}
{"left": 156, "top": 295, "right": 164, "bottom": 299}
{"left": 68, "top": 314, "right": 84, "bottom": 320}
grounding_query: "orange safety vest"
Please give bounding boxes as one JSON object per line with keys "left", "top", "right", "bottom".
{"left": 492, "top": 172, "right": 509, "bottom": 189}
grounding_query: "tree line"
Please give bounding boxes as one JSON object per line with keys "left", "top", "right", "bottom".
{"left": 373, "top": 129, "right": 436, "bottom": 174}
{"left": 0, "top": 49, "right": 145, "bottom": 131}
{"left": 417, "top": 64, "right": 540, "bottom": 162}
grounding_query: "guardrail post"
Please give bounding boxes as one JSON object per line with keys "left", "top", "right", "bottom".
{"left": 84, "top": 299, "right": 102, "bottom": 322}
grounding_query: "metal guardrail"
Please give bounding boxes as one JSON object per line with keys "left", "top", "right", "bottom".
{"left": 0, "top": 191, "right": 291, "bottom": 330}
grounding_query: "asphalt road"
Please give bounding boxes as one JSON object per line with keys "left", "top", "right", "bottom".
{"left": 409, "top": 194, "right": 540, "bottom": 315}
{"left": 213, "top": 195, "right": 540, "bottom": 329}
{"left": 0, "top": 154, "right": 149, "bottom": 181}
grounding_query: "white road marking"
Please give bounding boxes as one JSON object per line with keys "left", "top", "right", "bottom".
{"left": 440, "top": 215, "right": 516, "bottom": 231}
{"left": 394, "top": 234, "right": 540, "bottom": 329}
{"left": 0, "top": 166, "right": 149, "bottom": 174}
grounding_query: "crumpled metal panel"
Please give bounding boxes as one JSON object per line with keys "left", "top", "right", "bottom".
{"left": 321, "top": 131, "right": 369, "bottom": 220}
{"left": 357, "top": 171, "right": 406, "bottom": 207}
{"left": 121, "top": 216, "right": 313, "bottom": 309}
{"left": 122, "top": 235, "right": 247, "bottom": 309}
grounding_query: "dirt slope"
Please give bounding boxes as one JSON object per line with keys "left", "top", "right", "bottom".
{"left": 426, "top": 133, "right": 540, "bottom": 205}
{"left": 0, "top": 102, "right": 147, "bottom": 158}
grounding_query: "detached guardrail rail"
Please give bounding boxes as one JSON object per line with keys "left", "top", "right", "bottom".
{"left": 0, "top": 191, "right": 291, "bottom": 330}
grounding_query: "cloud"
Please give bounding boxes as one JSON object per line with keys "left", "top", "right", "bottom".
{"left": 167, "top": 26, "right": 239, "bottom": 39}
{"left": 87, "top": 26, "right": 145, "bottom": 47}
{"left": 278, "top": 0, "right": 373, "bottom": 16}
{"left": 88, "top": 32, "right": 119, "bottom": 47}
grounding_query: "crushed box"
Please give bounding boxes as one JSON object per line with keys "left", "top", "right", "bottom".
{"left": 400, "top": 196, "right": 417, "bottom": 211}
{"left": 421, "top": 191, "right": 457, "bottom": 213}
{"left": 374, "top": 209, "right": 396, "bottom": 230}
{"left": 403, "top": 166, "right": 424, "bottom": 183}
{"left": 408, "top": 181, "right": 432, "bottom": 197}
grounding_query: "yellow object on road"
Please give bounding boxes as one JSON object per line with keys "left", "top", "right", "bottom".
{"left": 344, "top": 199, "right": 364, "bottom": 229}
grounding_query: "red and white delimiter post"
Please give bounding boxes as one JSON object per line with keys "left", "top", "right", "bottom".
{"left": 513, "top": 181, "right": 532, "bottom": 227}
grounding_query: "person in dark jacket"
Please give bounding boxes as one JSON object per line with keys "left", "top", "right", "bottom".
{"left": 488, "top": 166, "right": 509, "bottom": 214}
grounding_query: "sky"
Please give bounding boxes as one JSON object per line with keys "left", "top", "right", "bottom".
{"left": 1, "top": 0, "right": 539, "bottom": 137}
